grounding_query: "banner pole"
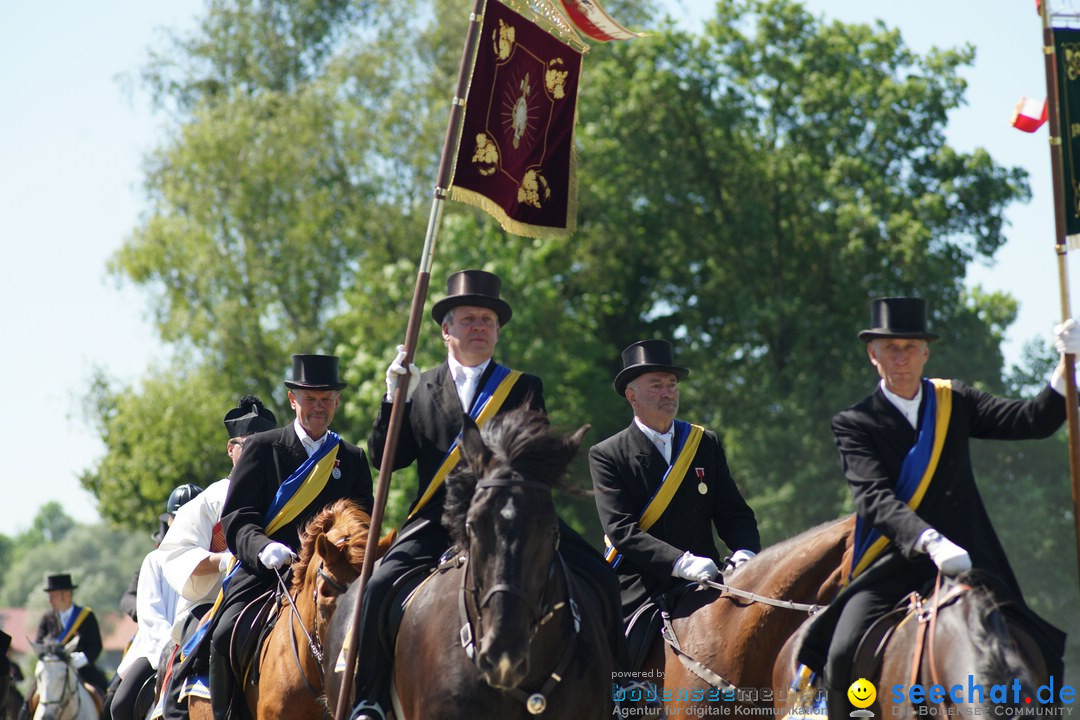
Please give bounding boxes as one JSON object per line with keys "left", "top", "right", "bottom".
{"left": 1040, "top": 1, "right": 1080, "bottom": 592}
{"left": 333, "top": 0, "right": 489, "bottom": 717}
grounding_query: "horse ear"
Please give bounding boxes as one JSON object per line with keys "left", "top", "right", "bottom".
{"left": 567, "top": 423, "right": 591, "bottom": 451}
{"left": 315, "top": 533, "right": 341, "bottom": 564}
{"left": 29, "top": 639, "right": 42, "bottom": 657}
{"left": 460, "top": 414, "right": 491, "bottom": 467}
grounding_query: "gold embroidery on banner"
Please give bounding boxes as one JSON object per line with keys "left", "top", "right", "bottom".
{"left": 1066, "top": 44, "right": 1080, "bottom": 81}
{"left": 546, "top": 58, "right": 568, "bottom": 100}
{"left": 518, "top": 168, "right": 550, "bottom": 208}
{"left": 471, "top": 133, "right": 499, "bottom": 176}
{"left": 494, "top": 19, "right": 516, "bottom": 61}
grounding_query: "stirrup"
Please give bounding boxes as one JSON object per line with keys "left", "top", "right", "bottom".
{"left": 781, "top": 665, "right": 827, "bottom": 720}
{"left": 350, "top": 700, "right": 387, "bottom": 720}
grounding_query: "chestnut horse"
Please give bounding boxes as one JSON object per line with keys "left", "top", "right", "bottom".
{"left": 389, "top": 410, "right": 612, "bottom": 719}
{"left": 772, "top": 573, "right": 1054, "bottom": 718}
{"left": 641, "top": 515, "right": 854, "bottom": 715}
{"left": 188, "top": 498, "right": 388, "bottom": 720}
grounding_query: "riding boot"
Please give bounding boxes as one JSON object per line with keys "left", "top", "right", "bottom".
{"left": 209, "top": 649, "right": 235, "bottom": 720}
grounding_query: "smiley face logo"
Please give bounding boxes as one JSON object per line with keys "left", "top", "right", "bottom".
{"left": 847, "top": 678, "right": 876, "bottom": 709}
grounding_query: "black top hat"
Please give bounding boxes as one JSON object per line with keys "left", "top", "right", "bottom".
{"left": 614, "top": 339, "right": 690, "bottom": 396}
{"left": 43, "top": 573, "right": 77, "bottom": 592}
{"left": 858, "top": 297, "right": 939, "bottom": 342}
{"left": 283, "top": 354, "right": 347, "bottom": 391}
{"left": 430, "top": 270, "right": 512, "bottom": 327}
{"left": 223, "top": 395, "right": 277, "bottom": 438}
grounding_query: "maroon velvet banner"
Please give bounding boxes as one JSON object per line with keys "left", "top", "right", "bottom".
{"left": 449, "top": 0, "right": 583, "bottom": 238}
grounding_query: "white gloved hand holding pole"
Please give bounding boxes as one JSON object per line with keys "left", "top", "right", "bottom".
{"left": 672, "top": 551, "right": 719, "bottom": 583}
{"left": 385, "top": 345, "right": 421, "bottom": 402}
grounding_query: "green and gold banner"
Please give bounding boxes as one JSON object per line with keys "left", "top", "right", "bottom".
{"left": 449, "top": 0, "right": 583, "bottom": 238}
{"left": 1055, "top": 27, "right": 1080, "bottom": 237}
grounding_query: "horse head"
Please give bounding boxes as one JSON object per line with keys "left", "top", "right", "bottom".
{"left": 444, "top": 407, "right": 588, "bottom": 690}
{"left": 293, "top": 499, "right": 374, "bottom": 629}
{"left": 31, "top": 637, "right": 80, "bottom": 720}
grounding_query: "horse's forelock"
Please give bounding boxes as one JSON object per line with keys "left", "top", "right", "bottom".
{"left": 443, "top": 408, "right": 578, "bottom": 549}
{"left": 291, "top": 498, "right": 371, "bottom": 594}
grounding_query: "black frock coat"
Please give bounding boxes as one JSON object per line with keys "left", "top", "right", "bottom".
{"left": 590, "top": 422, "right": 761, "bottom": 614}
{"left": 368, "top": 361, "right": 544, "bottom": 526}
{"left": 800, "top": 380, "right": 1067, "bottom": 673}
{"left": 221, "top": 423, "right": 373, "bottom": 594}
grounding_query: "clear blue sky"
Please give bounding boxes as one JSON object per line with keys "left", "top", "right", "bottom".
{"left": 0, "top": 0, "right": 1074, "bottom": 537}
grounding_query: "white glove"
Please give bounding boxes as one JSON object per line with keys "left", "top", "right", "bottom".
{"left": 385, "top": 345, "right": 421, "bottom": 402}
{"left": 728, "top": 549, "right": 757, "bottom": 569}
{"left": 672, "top": 551, "right": 719, "bottom": 583}
{"left": 70, "top": 651, "right": 88, "bottom": 669}
{"left": 917, "top": 529, "right": 971, "bottom": 576}
{"left": 1054, "top": 318, "right": 1080, "bottom": 354}
{"left": 258, "top": 542, "right": 296, "bottom": 570}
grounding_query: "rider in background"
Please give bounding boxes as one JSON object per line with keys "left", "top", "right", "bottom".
{"left": 34, "top": 573, "right": 108, "bottom": 695}
{"left": 108, "top": 484, "right": 205, "bottom": 720}
{"left": 156, "top": 395, "right": 276, "bottom": 720}
{"left": 207, "top": 355, "right": 372, "bottom": 720}
{"left": 352, "top": 269, "right": 626, "bottom": 720}
{"left": 591, "top": 339, "right": 761, "bottom": 621}
{"left": 799, "top": 297, "right": 1075, "bottom": 714}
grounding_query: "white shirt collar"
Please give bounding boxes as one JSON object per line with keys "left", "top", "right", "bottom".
{"left": 634, "top": 417, "right": 675, "bottom": 463}
{"left": 879, "top": 379, "right": 922, "bottom": 429}
{"left": 57, "top": 605, "right": 75, "bottom": 626}
{"left": 447, "top": 354, "right": 490, "bottom": 381}
{"left": 293, "top": 418, "right": 327, "bottom": 457}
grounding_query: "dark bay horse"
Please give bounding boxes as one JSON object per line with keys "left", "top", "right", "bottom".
{"left": 387, "top": 410, "right": 612, "bottom": 719}
{"left": 187, "top": 499, "right": 390, "bottom": 720}
{"left": 774, "top": 573, "right": 1054, "bottom": 718}
{"left": 642, "top": 515, "right": 854, "bottom": 715}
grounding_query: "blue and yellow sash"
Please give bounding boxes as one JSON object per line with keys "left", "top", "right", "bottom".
{"left": 604, "top": 420, "right": 705, "bottom": 568}
{"left": 408, "top": 364, "right": 522, "bottom": 520}
{"left": 59, "top": 606, "right": 92, "bottom": 644}
{"left": 845, "top": 379, "right": 952, "bottom": 585}
{"left": 181, "top": 430, "right": 342, "bottom": 658}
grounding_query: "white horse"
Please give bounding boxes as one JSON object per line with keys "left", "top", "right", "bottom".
{"left": 30, "top": 638, "right": 98, "bottom": 720}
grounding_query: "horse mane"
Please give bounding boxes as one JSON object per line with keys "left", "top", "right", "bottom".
{"left": 952, "top": 570, "right": 1028, "bottom": 690}
{"left": 443, "top": 407, "right": 580, "bottom": 549}
{"left": 291, "top": 498, "right": 371, "bottom": 594}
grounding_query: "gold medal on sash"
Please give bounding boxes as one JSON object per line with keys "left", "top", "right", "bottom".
{"left": 695, "top": 467, "right": 707, "bottom": 494}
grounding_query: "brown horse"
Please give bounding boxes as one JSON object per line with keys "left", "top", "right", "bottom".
{"left": 640, "top": 515, "right": 853, "bottom": 715}
{"left": 773, "top": 573, "right": 1055, "bottom": 718}
{"left": 188, "top": 498, "right": 388, "bottom": 720}
{"left": 390, "top": 410, "right": 613, "bottom": 720}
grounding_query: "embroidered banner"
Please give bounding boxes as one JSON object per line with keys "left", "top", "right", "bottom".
{"left": 449, "top": 0, "right": 583, "bottom": 238}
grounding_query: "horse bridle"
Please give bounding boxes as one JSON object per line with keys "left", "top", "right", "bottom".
{"left": 37, "top": 655, "right": 81, "bottom": 716}
{"left": 458, "top": 474, "right": 581, "bottom": 715}
{"left": 906, "top": 573, "right": 972, "bottom": 715}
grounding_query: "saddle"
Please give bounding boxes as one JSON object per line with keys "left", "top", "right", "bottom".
{"left": 229, "top": 587, "right": 281, "bottom": 687}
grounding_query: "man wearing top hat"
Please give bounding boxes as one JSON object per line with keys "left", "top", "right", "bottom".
{"left": 797, "top": 297, "right": 1079, "bottom": 713}
{"left": 155, "top": 395, "right": 276, "bottom": 720}
{"left": 591, "top": 339, "right": 761, "bottom": 619}
{"left": 352, "top": 269, "right": 625, "bottom": 720}
{"left": 203, "top": 356, "right": 372, "bottom": 720}
{"left": 35, "top": 573, "right": 108, "bottom": 693}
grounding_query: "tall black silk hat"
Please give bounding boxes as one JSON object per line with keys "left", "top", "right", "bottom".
{"left": 284, "top": 355, "right": 347, "bottom": 391}
{"left": 223, "top": 395, "right": 277, "bottom": 438}
{"left": 431, "top": 270, "right": 512, "bottom": 327}
{"left": 43, "top": 573, "right": 77, "bottom": 592}
{"left": 613, "top": 339, "right": 690, "bottom": 396}
{"left": 858, "top": 297, "right": 939, "bottom": 343}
